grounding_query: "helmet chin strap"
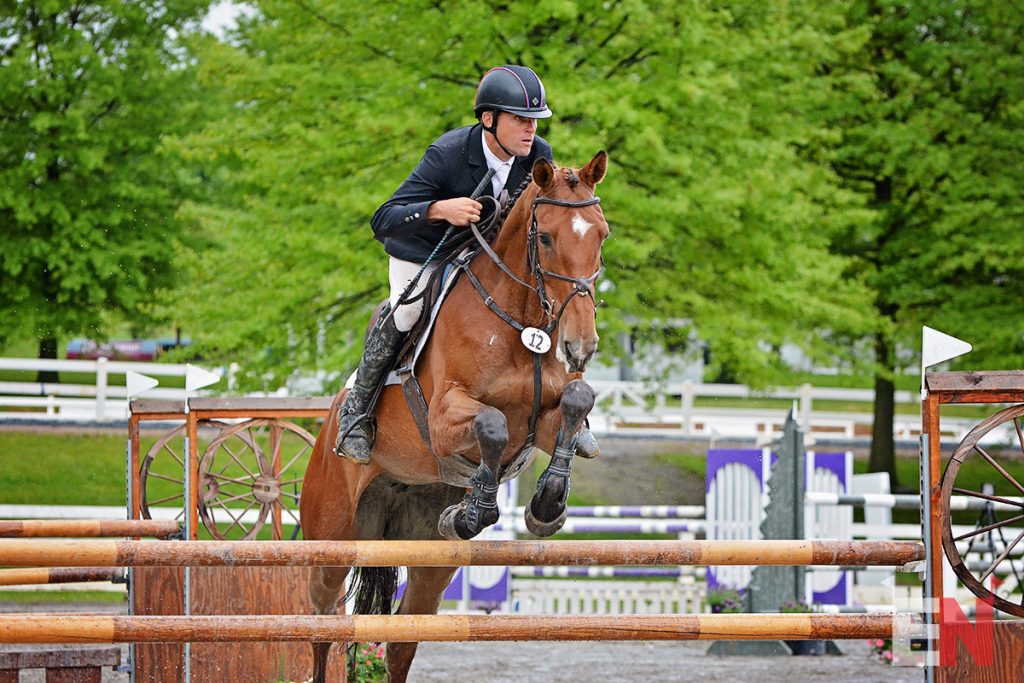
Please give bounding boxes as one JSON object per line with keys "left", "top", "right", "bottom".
{"left": 482, "top": 111, "right": 517, "bottom": 159}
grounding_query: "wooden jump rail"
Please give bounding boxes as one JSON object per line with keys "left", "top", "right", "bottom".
{"left": 0, "top": 539, "right": 925, "bottom": 568}
{"left": 0, "top": 519, "right": 180, "bottom": 539}
{"left": 0, "top": 567, "right": 120, "bottom": 586}
{"left": 0, "top": 613, "right": 911, "bottom": 644}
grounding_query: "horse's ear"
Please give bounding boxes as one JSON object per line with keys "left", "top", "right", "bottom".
{"left": 580, "top": 150, "right": 607, "bottom": 187}
{"left": 532, "top": 158, "right": 556, "bottom": 191}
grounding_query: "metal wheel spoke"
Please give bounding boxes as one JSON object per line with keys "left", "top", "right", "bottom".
{"left": 206, "top": 471, "right": 258, "bottom": 486}
{"left": 280, "top": 445, "right": 311, "bottom": 476}
{"left": 208, "top": 490, "right": 254, "bottom": 507}
{"left": 952, "top": 487, "right": 1024, "bottom": 509}
{"left": 1015, "top": 417, "right": 1024, "bottom": 456}
{"left": 279, "top": 477, "right": 304, "bottom": 487}
{"left": 149, "top": 493, "right": 185, "bottom": 506}
{"left": 974, "top": 445, "right": 1024, "bottom": 496}
{"left": 221, "top": 443, "right": 260, "bottom": 479}
{"left": 279, "top": 490, "right": 301, "bottom": 503}
{"left": 148, "top": 472, "right": 185, "bottom": 485}
{"left": 283, "top": 505, "right": 302, "bottom": 526}
{"left": 955, "top": 513, "right": 1024, "bottom": 542}
{"left": 216, "top": 501, "right": 253, "bottom": 537}
{"left": 161, "top": 444, "right": 186, "bottom": 468}
{"left": 980, "top": 528, "right": 1024, "bottom": 583}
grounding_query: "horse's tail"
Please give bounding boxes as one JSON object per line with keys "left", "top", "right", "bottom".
{"left": 343, "top": 566, "right": 399, "bottom": 616}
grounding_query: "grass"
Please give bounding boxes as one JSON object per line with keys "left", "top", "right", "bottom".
{"left": 0, "top": 590, "right": 126, "bottom": 604}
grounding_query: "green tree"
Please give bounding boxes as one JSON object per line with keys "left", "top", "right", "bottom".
{"left": 0, "top": 1, "right": 213, "bottom": 378}
{"left": 827, "top": 0, "right": 1024, "bottom": 486}
{"left": 170, "top": 0, "right": 875, "bottom": 391}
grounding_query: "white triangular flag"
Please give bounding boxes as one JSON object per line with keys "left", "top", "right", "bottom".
{"left": 921, "top": 326, "right": 972, "bottom": 398}
{"left": 126, "top": 370, "right": 160, "bottom": 399}
{"left": 185, "top": 364, "right": 221, "bottom": 393}
{"left": 922, "top": 326, "right": 972, "bottom": 368}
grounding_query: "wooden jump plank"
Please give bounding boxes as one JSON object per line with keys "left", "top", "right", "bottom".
{"left": 0, "top": 539, "right": 925, "bottom": 568}
{"left": 0, "top": 613, "right": 903, "bottom": 644}
{"left": 0, "top": 519, "right": 179, "bottom": 539}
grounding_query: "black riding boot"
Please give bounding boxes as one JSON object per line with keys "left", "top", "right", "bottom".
{"left": 334, "top": 314, "right": 405, "bottom": 464}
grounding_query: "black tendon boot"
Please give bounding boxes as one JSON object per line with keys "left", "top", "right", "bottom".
{"left": 334, "top": 314, "right": 406, "bottom": 464}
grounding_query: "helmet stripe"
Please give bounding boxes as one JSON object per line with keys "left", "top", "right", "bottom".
{"left": 494, "top": 66, "right": 530, "bottom": 107}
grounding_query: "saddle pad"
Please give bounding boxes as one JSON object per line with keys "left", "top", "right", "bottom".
{"left": 344, "top": 256, "right": 466, "bottom": 390}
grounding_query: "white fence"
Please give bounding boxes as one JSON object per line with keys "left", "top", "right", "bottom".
{"left": 0, "top": 357, "right": 995, "bottom": 444}
{"left": 0, "top": 358, "right": 237, "bottom": 421}
{"left": 587, "top": 378, "right": 997, "bottom": 444}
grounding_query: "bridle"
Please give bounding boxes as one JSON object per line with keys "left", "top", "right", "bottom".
{"left": 465, "top": 192, "right": 603, "bottom": 333}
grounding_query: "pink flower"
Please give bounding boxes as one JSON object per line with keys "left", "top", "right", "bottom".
{"left": 874, "top": 639, "right": 885, "bottom": 647}
{"left": 884, "top": 651, "right": 894, "bottom": 661}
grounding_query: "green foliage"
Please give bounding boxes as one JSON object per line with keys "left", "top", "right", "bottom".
{"left": 165, "top": 0, "right": 877, "bottom": 391}
{"left": 828, "top": 0, "right": 1024, "bottom": 369}
{"left": 0, "top": 1, "right": 214, "bottom": 350}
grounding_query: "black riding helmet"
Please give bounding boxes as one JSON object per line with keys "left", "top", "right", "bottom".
{"left": 474, "top": 65, "right": 552, "bottom": 119}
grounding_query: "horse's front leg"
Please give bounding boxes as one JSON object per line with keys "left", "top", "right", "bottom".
{"left": 526, "top": 379, "right": 595, "bottom": 537}
{"left": 433, "top": 389, "right": 508, "bottom": 541}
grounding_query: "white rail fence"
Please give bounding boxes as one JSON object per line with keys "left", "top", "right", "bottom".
{"left": 0, "top": 358, "right": 238, "bottom": 422}
{"left": 587, "top": 379, "right": 996, "bottom": 444}
{"left": 0, "top": 357, "right": 996, "bottom": 443}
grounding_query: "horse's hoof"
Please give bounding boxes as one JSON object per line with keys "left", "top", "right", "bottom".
{"left": 575, "top": 428, "right": 600, "bottom": 459}
{"left": 524, "top": 505, "right": 567, "bottom": 538}
{"left": 438, "top": 503, "right": 473, "bottom": 541}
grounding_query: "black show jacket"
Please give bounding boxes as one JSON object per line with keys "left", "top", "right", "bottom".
{"left": 370, "top": 123, "right": 553, "bottom": 263}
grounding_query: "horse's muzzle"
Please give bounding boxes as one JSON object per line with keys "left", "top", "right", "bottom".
{"left": 561, "top": 337, "right": 597, "bottom": 373}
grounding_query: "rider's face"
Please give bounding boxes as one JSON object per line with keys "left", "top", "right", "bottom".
{"left": 484, "top": 112, "right": 538, "bottom": 159}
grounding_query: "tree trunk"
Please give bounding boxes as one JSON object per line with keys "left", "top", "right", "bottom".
{"left": 868, "top": 332, "right": 898, "bottom": 489}
{"left": 37, "top": 337, "right": 59, "bottom": 384}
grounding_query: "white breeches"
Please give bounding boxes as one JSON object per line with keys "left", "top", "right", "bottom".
{"left": 388, "top": 257, "right": 440, "bottom": 332}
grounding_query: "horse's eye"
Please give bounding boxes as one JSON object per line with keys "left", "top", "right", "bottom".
{"left": 538, "top": 233, "right": 553, "bottom": 247}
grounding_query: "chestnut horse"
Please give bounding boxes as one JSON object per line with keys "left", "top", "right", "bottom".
{"left": 300, "top": 151, "right": 608, "bottom": 682}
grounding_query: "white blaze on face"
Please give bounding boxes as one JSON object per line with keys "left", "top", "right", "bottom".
{"left": 572, "top": 212, "right": 592, "bottom": 239}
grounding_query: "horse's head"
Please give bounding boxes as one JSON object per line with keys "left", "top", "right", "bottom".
{"left": 530, "top": 151, "right": 608, "bottom": 373}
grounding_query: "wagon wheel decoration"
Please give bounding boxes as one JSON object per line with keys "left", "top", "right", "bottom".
{"left": 197, "top": 418, "right": 314, "bottom": 540}
{"left": 941, "top": 403, "right": 1024, "bottom": 617}
{"left": 140, "top": 420, "right": 235, "bottom": 524}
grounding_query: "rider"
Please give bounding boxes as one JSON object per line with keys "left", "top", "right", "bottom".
{"left": 334, "top": 65, "right": 598, "bottom": 464}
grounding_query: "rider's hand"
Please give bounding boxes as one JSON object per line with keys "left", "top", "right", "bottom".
{"left": 427, "top": 197, "right": 482, "bottom": 227}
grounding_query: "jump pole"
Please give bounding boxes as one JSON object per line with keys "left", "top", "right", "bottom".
{"left": 0, "top": 567, "right": 120, "bottom": 586}
{"left": 0, "top": 613, "right": 910, "bottom": 644}
{"left": 0, "top": 539, "right": 925, "bottom": 568}
{"left": 0, "top": 520, "right": 180, "bottom": 539}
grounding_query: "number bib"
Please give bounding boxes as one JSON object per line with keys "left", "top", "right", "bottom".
{"left": 520, "top": 327, "right": 552, "bottom": 354}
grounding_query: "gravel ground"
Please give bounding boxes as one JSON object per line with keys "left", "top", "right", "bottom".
{"left": 8, "top": 639, "right": 923, "bottom": 683}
